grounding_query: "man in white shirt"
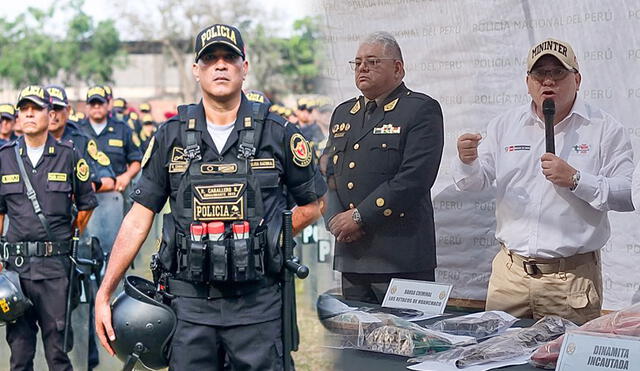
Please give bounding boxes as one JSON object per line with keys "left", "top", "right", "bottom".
{"left": 453, "top": 38, "right": 634, "bottom": 324}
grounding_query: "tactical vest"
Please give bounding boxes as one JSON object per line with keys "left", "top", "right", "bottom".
{"left": 160, "top": 102, "right": 283, "bottom": 288}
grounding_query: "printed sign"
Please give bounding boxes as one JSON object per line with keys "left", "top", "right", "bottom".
{"left": 382, "top": 278, "right": 452, "bottom": 314}
{"left": 556, "top": 331, "right": 640, "bottom": 371}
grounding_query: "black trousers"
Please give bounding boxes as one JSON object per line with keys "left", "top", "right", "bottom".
{"left": 6, "top": 276, "right": 72, "bottom": 371}
{"left": 341, "top": 270, "right": 436, "bottom": 304}
{"left": 169, "top": 318, "right": 288, "bottom": 371}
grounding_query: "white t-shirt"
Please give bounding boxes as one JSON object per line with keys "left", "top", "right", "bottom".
{"left": 90, "top": 121, "right": 108, "bottom": 135}
{"left": 207, "top": 120, "right": 235, "bottom": 153}
{"left": 26, "top": 144, "right": 45, "bottom": 166}
{"left": 452, "top": 97, "right": 634, "bottom": 258}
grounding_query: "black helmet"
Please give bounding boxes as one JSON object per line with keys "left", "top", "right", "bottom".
{"left": 110, "top": 276, "right": 176, "bottom": 370}
{"left": 0, "top": 269, "right": 32, "bottom": 323}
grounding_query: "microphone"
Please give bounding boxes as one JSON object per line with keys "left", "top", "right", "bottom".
{"left": 543, "top": 99, "right": 555, "bottom": 154}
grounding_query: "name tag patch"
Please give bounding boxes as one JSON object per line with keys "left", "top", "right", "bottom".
{"left": 1, "top": 174, "right": 19, "bottom": 184}
{"left": 373, "top": 124, "right": 401, "bottom": 135}
{"left": 249, "top": 158, "right": 276, "bottom": 169}
{"left": 504, "top": 145, "right": 531, "bottom": 152}
{"left": 108, "top": 139, "right": 124, "bottom": 147}
{"left": 200, "top": 163, "right": 238, "bottom": 174}
{"left": 48, "top": 173, "right": 68, "bottom": 182}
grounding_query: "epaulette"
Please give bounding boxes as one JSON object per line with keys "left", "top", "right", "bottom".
{"left": 0, "top": 140, "right": 17, "bottom": 151}
{"left": 54, "top": 139, "right": 74, "bottom": 150}
{"left": 266, "top": 111, "right": 287, "bottom": 127}
{"left": 403, "top": 89, "right": 433, "bottom": 101}
{"left": 335, "top": 96, "right": 359, "bottom": 109}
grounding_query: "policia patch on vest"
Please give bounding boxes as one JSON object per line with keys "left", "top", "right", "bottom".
{"left": 193, "top": 184, "right": 245, "bottom": 221}
{"left": 76, "top": 159, "right": 90, "bottom": 182}
{"left": 141, "top": 137, "right": 155, "bottom": 168}
{"left": 290, "top": 133, "right": 312, "bottom": 167}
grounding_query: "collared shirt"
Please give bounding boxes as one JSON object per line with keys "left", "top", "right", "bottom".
{"left": 452, "top": 97, "right": 634, "bottom": 258}
{"left": 78, "top": 117, "right": 142, "bottom": 175}
{"left": 0, "top": 134, "right": 98, "bottom": 279}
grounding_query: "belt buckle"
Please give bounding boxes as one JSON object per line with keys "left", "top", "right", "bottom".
{"left": 523, "top": 260, "right": 538, "bottom": 275}
{"left": 45, "top": 242, "right": 54, "bottom": 257}
{"left": 27, "top": 241, "right": 39, "bottom": 257}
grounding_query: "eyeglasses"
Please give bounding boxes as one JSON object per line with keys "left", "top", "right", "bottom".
{"left": 528, "top": 68, "right": 575, "bottom": 82}
{"left": 348, "top": 57, "right": 396, "bottom": 71}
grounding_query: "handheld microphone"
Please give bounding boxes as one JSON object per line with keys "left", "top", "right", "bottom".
{"left": 543, "top": 99, "right": 555, "bottom": 154}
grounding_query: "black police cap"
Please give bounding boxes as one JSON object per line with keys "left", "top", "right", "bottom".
{"left": 194, "top": 24, "right": 245, "bottom": 62}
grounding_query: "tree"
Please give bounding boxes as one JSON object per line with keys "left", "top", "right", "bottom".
{"left": 280, "top": 16, "right": 325, "bottom": 94}
{"left": 115, "top": 0, "right": 259, "bottom": 102}
{"left": 0, "top": 0, "right": 125, "bottom": 88}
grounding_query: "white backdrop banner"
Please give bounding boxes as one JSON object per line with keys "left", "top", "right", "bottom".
{"left": 317, "top": 0, "right": 640, "bottom": 310}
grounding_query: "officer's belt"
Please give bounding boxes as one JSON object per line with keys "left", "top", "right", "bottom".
{"left": 5, "top": 241, "right": 72, "bottom": 257}
{"left": 166, "top": 277, "right": 276, "bottom": 299}
{"left": 500, "top": 244, "right": 597, "bottom": 276}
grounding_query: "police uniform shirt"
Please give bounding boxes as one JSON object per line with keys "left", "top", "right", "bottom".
{"left": 62, "top": 121, "right": 116, "bottom": 186}
{"left": 79, "top": 117, "right": 142, "bottom": 176}
{"left": 132, "top": 96, "right": 326, "bottom": 326}
{"left": 452, "top": 97, "right": 634, "bottom": 258}
{"left": 0, "top": 135, "right": 98, "bottom": 279}
{"left": 324, "top": 82, "right": 444, "bottom": 274}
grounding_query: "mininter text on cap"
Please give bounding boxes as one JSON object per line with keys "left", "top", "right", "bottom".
{"left": 527, "top": 38, "right": 579, "bottom": 72}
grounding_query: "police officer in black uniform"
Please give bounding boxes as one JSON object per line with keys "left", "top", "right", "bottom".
{"left": 46, "top": 85, "right": 117, "bottom": 193}
{"left": 95, "top": 23, "right": 326, "bottom": 370}
{"left": 323, "top": 31, "right": 444, "bottom": 303}
{"left": 0, "top": 103, "right": 18, "bottom": 146}
{"left": 78, "top": 86, "right": 142, "bottom": 256}
{"left": 0, "top": 85, "right": 97, "bottom": 370}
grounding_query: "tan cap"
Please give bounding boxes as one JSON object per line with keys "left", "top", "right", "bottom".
{"left": 527, "top": 38, "right": 579, "bottom": 72}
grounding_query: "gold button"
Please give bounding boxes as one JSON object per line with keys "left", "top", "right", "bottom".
{"left": 333, "top": 154, "right": 338, "bottom": 164}
{"left": 347, "top": 182, "right": 354, "bottom": 190}
{"left": 349, "top": 203, "right": 355, "bottom": 209}
{"left": 381, "top": 143, "right": 387, "bottom": 149}
{"left": 383, "top": 209, "right": 392, "bottom": 217}
{"left": 400, "top": 213, "right": 405, "bottom": 218}
{"left": 349, "top": 162, "right": 356, "bottom": 169}
{"left": 353, "top": 143, "right": 360, "bottom": 150}
{"left": 375, "top": 198, "right": 385, "bottom": 207}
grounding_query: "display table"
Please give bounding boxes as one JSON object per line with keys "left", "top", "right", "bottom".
{"left": 320, "top": 296, "right": 544, "bottom": 371}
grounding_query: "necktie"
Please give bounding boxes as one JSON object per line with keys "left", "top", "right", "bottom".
{"left": 364, "top": 100, "right": 377, "bottom": 126}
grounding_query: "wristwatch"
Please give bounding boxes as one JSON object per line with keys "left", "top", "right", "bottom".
{"left": 352, "top": 208, "right": 363, "bottom": 225}
{"left": 570, "top": 170, "right": 581, "bottom": 191}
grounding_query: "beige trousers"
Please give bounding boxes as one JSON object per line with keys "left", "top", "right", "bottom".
{"left": 485, "top": 246, "right": 602, "bottom": 325}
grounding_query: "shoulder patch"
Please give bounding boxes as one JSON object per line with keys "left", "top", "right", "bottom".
{"left": 76, "top": 158, "right": 90, "bottom": 182}
{"left": 290, "top": 133, "right": 312, "bottom": 167}
{"left": 97, "top": 152, "right": 111, "bottom": 166}
{"left": 141, "top": 136, "right": 155, "bottom": 168}
{"left": 87, "top": 139, "right": 99, "bottom": 160}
